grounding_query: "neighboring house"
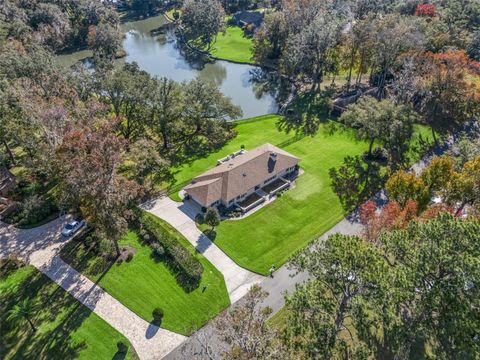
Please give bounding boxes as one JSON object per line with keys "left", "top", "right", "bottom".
{"left": 0, "top": 166, "right": 15, "bottom": 197}
{"left": 232, "top": 10, "right": 264, "bottom": 28}
{"left": 184, "top": 143, "right": 299, "bottom": 212}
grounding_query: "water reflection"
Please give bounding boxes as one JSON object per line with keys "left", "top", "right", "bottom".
{"left": 60, "top": 15, "right": 280, "bottom": 118}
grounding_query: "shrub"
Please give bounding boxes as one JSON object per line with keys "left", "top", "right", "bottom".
{"left": 139, "top": 213, "right": 204, "bottom": 289}
{"left": 205, "top": 207, "right": 220, "bottom": 229}
{"left": 117, "top": 341, "right": 128, "bottom": 354}
{"left": 173, "top": 11, "right": 180, "bottom": 20}
{"left": 151, "top": 242, "right": 165, "bottom": 257}
{"left": 152, "top": 307, "right": 164, "bottom": 324}
{"left": 139, "top": 228, "right": 151, "bottom": 242}
{"left": 126, "top": 252, "right": 134, "bottom": 262}
{"left": 16, "top": 194, "right": 57, "bottom": 226}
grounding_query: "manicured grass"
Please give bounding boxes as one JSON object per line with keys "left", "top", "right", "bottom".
{"left": 60, "top": 216, "right": 230, "bottom": 336}
{"left": 210, "top": 26, "right": 254, "bottom": 63}
{"left": 169, "top": 115, "right": 431, "bottom": 275}
{"left": 170, "top": 115, "right": 292, "bottom": 200}
{"left": 0, "top": 265, "right": 134, "bottom": 360}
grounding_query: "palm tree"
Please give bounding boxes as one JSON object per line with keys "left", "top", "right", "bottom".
{"left": 8, "top": 298, "right": 36, "bottom": 332}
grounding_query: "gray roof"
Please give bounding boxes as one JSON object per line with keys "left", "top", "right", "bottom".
{"left": 232, "top": 10, "right": 264, "bottom": 27}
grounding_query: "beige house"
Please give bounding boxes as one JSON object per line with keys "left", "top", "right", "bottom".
{"left": 184, "top": 143, "right": 300, "bottom": 212}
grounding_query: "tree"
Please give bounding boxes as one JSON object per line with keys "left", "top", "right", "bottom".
{"left": 150, "top": 77, "right": 183, "bottom": 151}
{"left": 467, "top": 30, "right": 480, "bottom": 61}
{"left": 182, "top": 0, "right": 226, "bottom": 50}
{"left": 281, "top": 10, "right": 343, "bottom": 91}
{"left": 0, "top": 80, "right": 20, "bottom": 165}
{"left": 360, "top": 199, "right": 418, "bottom": 242}
{"left": 99, "top": 62, "right": 153, "bottom": 141}
{"left": 386, "top": 171, "right": 430, "bottom": 210}
{"left": 447, "top": 156, "right": 480, "bottom": 216}
{"left": 419, "top": 51, "right": 480, "bottom": 142}
{"left": 181, "top": 78, "right": 242, "bottom": 155}
{"left": 387, "top": 156, "right": 480, "bottom": 216}
{"left": 87, "top": 22, "right": 122, "bottom": 70}
{"left": 414, "top": 3, "right": 436, "bottom": 17}
{"left": 213, "top": 285, "right": 285, "bottom": 359}
{"left": 8, "top": 298, "right": 36, "bottom": 332}
{"left": 286, "top": 233, "right": 388, "bottom": 359}
{"left": 124, "top": 139, "right": 172, "bottom": 192}
{"left": 56, "top": 119, "right": 142, "bottom": 257}
{"left": 253, "top": 11, "right": 288, "bottom": 63}
{"left": 370, "top": 15, "right": 424, "bottom": 98}
{"left": 340, "top": 96, "right": 415, "bottom": 165}
{"left": 205, "top": 207, "right": 220, "bottom": 230}
{"left": 379, "top": 213, "right": 480, "bottom": 358}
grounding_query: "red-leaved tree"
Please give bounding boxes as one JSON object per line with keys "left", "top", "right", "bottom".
{"left": 415, "top": 4, "right": 436, "bottom": 17}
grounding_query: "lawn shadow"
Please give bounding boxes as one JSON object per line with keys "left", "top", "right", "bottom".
{"left": 1, "top": 265, "right": 90, "bottom": 359}
{"left": 202, "top": 229, "right": 217, "bottom": 241}
{"left": 146, "top": 322, "right": 160, "bottom": 339}
{"left": 112, "top": 351, "right": 128, "bottom": 360}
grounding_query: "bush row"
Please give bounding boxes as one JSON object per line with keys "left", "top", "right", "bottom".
{"left": 138, "top": 212, "right": 203, "bottom": 290}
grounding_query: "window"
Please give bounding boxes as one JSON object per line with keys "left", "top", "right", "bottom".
{"left": 264, "top": 175, "right": 276, "bottom": 184}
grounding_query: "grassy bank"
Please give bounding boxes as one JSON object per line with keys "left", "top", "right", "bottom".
{"left": 210, "top": 26, "right": 254, "bottom": 63}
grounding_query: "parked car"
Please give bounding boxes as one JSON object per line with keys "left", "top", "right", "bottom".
{"left": 61, "top": 220, "right": 86, "bottom": 237}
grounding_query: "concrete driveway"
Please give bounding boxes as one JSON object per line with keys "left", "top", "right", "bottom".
{"left": 143, "top": 196, "right": 264, "bottom": 303}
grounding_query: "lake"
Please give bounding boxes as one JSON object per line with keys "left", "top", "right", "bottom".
{"left": 58, "top": 15, "right": 279, "bottom": 119}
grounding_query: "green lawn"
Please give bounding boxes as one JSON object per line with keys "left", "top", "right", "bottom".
{"left": 0, "top": 264, "right": 134, "bottom": 360}
{"left": 170, "top": 115, "right": 367, "bottom": 274}
{"left": 60, "top": 216, "right": 230, "bottom": 336}
{"left": 170, "top": 115, "right": 431, "bottom": 275}
{"left": 210, "top": 26, "right": 254, "bottom": 63}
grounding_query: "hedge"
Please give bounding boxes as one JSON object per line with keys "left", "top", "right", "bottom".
{"left": 139, "top": 212, "right": 204, "bottom": 290}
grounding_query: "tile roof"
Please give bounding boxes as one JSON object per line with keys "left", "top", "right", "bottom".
{"left": 184, "top": 143, "right": 299, "bottom": 206}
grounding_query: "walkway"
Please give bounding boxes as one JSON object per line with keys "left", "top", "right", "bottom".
{"left": 0, "top": 218, "right": 186, "bottom": 360}
{"left": 142, "top": 196, "right": 264, "bottom": 303}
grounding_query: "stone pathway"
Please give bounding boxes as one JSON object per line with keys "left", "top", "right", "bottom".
{"left": 142, "top": 196, "right": 264, "bottom": 303}
{"left": 0, "top": 218, "right": 186, "bottom": 360}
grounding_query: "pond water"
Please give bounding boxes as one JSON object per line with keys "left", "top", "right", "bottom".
{"left": 58, "top": 15, "right": 279, "bottom": 119}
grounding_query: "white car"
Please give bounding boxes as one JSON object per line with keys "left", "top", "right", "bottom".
{"left": 61, "top": 220, "right": 86, "bottom": 237}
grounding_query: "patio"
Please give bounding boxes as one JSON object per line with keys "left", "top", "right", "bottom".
{"left": 262, "top": 178, "right": 290, "bottom": 195}
{"left": 237, "top": 192, "right": 265, "bottom": 212}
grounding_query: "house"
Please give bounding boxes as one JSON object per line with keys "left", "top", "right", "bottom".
{"left": 232, "top": 10, "right": 264, "bottom": 28}
{"left": 184, "top": 143, "right": 300, "bottom": 212}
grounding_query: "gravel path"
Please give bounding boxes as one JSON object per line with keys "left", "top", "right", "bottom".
{"left": 142, "top": 196, "right": 264, "bottom": 303}
{"left": 0, "top": 218, "right": 186, "bottom": 360}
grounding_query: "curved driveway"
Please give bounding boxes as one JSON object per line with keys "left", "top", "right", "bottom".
{"left": 0, "top": 218, "right": 186, "bottom": 360}
{"left": 142, "top": 196, "right": 264, "bottom": 304}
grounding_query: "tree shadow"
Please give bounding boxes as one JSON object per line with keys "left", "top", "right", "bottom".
{"left": 146, "top": 322, "right": 160, "bottom": 339}
{"left": 203, "top": 229, "right": 217, "bottom": 241}
{"left": 276, "top": 91, "right": 334, "bottom": 137}
{"left": 0, "top": 266, "right": 90, "bottom": 359}
{"left": 112, "top": 351, "right": 128, "bottom": 360}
